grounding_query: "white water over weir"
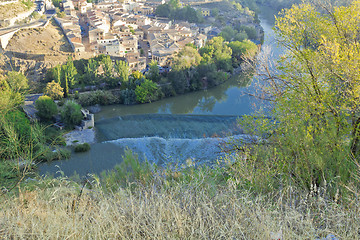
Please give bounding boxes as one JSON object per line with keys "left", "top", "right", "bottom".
{"left": 105, "top": 134, "right": 252, "bottom": 166}
{"left": 39, "top": 114, "right": 253, "bottom": 176}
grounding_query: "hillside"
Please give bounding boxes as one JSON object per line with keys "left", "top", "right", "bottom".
{"left": 6, "top": 19, "right": 73, "bottom": 60}
{"left": 0, "top": 1, "right": 32, "bottom": 20}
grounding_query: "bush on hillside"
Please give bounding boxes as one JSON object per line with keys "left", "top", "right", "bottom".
{"left": 35, "top": 96, "right": 58, "bottom": 121}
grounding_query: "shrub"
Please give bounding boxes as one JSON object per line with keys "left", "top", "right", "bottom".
{"left": 44, "top": 148, "right": 71, "bottom": 161}
{"left": 160, "top": 80, "right": 176, "bottom": 97}
{"left": 35, "top": 96, "right": 58, "bottom": 121}
{"left": 118, "top": 89, "right": 135, "bottom": 105}
{"left": 61, "top": 100, "right": 82, "bottom": 128}
{"left": 4, "top": 110, "right": 31, "bottom": 141}
{"left": 57, "top": 98, "right": 66, "bottom": 106}
{"left": 74, "top": 143, "right": 91, "bottom": 152}
{"left": 135, "top": 79, "right": 159, "bottom": 103}
{"left": 44, "top": 81, "right": 64, "bottom": 100}
{"left": 57, "top": 11, "right": 65, "bottom": 18}
{"left": 31, "top": 11, "right": 41, "bottom": 20}
{"left": 77, "top": 90, "right": 117, "bottom": 106}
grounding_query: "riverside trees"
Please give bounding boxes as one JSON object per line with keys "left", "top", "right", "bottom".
{"left": 239, "top": 1, "right": 360, "bottom": 194}
{"left": 45, "top": 37, "right": 257, "bottom": 106}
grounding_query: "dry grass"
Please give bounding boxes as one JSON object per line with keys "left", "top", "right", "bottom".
{"left": 6, "top": 20, "right": 73, "bottom": 60}
{"left": 0, "top": 1, "right": 30, "bottom": 20}
{"left": 0, "top": 176, "right": 359, "bottom": 239}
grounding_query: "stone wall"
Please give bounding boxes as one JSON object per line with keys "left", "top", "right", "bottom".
{"left": 0, "top": 29, "right": 19, "bottom": 49}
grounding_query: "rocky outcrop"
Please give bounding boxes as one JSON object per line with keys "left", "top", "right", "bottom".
{"left": 0, "top": 55, "right": 65, "bottom": 82}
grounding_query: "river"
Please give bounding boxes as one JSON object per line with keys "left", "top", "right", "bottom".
{"left": 39, "top": 5, "right": 283, "bottom": 177}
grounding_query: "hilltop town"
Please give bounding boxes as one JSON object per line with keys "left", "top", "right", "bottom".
{"left": 0, "top": 0, "right": 262, "bottom": 82}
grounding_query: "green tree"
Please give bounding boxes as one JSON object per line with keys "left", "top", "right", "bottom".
{"left": 35, "top": 96, "right": 58, "bottom": 121}
{"left": 200, "top": 37, "right": 233, "bottom": 72}
{"left": 115, "top": 60, "right": 129, "bottom": 85}
{"left": 135, "top": 79, "right": 159, "bottom": 103}
{"left": 155, "top": 4, "right": 171, "bottom": 18}
{"left": 147, "top": 60, "right": 160, "bottom": 83}
{"left": 62, "top": 74, "right": 69, "bottom": 98}
{"left": 228, "top": 40, "right": 257, "bottom": 62}
{"left": 168, "top": 70, "right": 188, "bottom": 94}
{"left": 168, "top": 0, "right": 179, "bottom": 9}
{"left": 211, "top": 8, "right": 219, "bottom": 17}
{"left": 131, "top": 71, "right": 144, "bottom": 81}
{"left": 53, "top": 65, "right": 62, "bottom": 84}
{"left": 44, "top": 81, "right": 64, "bottom": 100}
{"left": 172, "top": 46, "right": 202, "bottom": 71}
{"left": 85, "top": 59, "right": 99, "bottom": 85}
{"left": 5, "top": 71, "right": 28, "bottom": 94}
{"left": 237, "top": 26, "right": 257, "bottom": 39}
{"left": 62, "top": 58, "right": 78, "bottom": 88}
{"left": 219, "top": 26, "right": 236, "bottom": 42}
{"left": 242, "top": 1, "right": 360, "bottom": 191}
{"left": 102, "top": 55, "right": 113, "bottom": 78}
{"left": 234, "top": 31, "right": 248, "bottom": 42}
{"left": 61, "top": 100, "right": 82, "bottom": 128}
{"left": 0, "top": 72, "right": 28, "bottom": 108}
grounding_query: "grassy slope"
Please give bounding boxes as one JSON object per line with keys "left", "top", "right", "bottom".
{"left": 0, "top": 154, "right": 359, "bottom": 239}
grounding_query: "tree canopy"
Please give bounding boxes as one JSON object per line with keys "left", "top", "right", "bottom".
{"left": 172, "top": 46, "right": 202, "bottom": 71}
{"left": 44, "top": 81, "right": 64, "bottom": 100}
{"left": 243, "top": 0, "right": 360, "bottom": 191}
{"left": 155, "top": 3, "right": 204, "bottom": 23}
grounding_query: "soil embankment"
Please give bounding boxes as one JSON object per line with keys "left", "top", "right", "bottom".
{"left": 0, "top": 20, "right": 74, "bottom": 86}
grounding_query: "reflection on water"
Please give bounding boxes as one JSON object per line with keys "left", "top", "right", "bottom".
{"left": 95, "top": 71, "right": 255, "bottom": 120}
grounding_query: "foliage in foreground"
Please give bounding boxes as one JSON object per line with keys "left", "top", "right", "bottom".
{"left": 0, "top": 71, "right": 68, "bottom": 165}
{"left": 0, "top": 150, "right": 359, "bottom": 239}
{"left": 234, "top": 0, "right": 360, "bottom": 197}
